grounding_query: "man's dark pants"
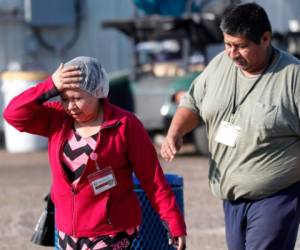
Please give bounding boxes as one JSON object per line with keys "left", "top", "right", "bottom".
{"left": 223, "top": 181, "right": 300, "bottom": 250}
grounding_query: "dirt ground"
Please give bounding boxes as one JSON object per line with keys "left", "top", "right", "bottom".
{"left": 0, "top": 141, "right": 300, "bottom": 250}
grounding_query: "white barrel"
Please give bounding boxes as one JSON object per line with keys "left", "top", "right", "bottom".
{"left": 0, "top": 80, "right": 3, "bottom": 132}
{"left": 1, "top": 71, "right": 49, "bottom": 153}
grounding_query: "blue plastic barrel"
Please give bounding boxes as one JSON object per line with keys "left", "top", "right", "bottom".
{"left": 54, "top": 229, "right": 59, "bottom": 249}
{"left": 131, "top": 173, "right": 184, "bottom": 249}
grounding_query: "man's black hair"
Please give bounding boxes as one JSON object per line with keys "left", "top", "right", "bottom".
{"left": 220, "top": 2, "right": 272, "bottom": 44}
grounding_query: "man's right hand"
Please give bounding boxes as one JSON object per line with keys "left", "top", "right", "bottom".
{"left": 160, "top": 107, "right": 200, "bottom": 161}
{"left": 160, "top": 133, "right": 183, "bottom": 162}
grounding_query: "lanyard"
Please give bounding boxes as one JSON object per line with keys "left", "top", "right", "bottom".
{"left": 232, "top": 47, "right": 275, "bottom": 115}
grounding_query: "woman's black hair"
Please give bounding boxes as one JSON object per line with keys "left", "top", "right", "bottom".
{"left": 220, "top": 2, "right": 272, "bottom": 44}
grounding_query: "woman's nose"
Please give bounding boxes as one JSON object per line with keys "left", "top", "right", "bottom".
{"left": 68, "top": 101, "right": 76, "bottom": 110}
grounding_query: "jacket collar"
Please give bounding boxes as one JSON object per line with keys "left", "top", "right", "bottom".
{"left": 100, "top": 98, "right": 121, "bottom": 129}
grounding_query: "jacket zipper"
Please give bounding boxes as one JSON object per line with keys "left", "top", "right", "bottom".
{"left": 96, "top": 124, "right": 119, "bottom": 226}
{"left": 56, "top": 119, "right": 120, "bottom": 236}
{"left": 58, "top": 129, "right": 78, "bottom": 236}
{"left": 106, "top": 197, "right": 112, "bottom": 225}
{"left": 71, "top": 186, "right": 77, "bottom": 236}
{"left": 68, "top": 120, "right": 120, "bottom": 232}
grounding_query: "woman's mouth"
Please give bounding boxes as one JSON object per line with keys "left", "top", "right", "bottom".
{"left": 70, "top": 112, "right": 81, "bottom": 117}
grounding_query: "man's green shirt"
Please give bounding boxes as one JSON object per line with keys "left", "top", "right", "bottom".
{"left": 180, "top": 49, "right": 300, "bottom": 200}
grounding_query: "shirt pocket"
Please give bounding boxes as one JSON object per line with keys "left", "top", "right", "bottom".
{"left": 252, "top": 102, "right": 278, "bottom": 130}
{"left": 250, "top": 102, "right": 278, "bottom": 142}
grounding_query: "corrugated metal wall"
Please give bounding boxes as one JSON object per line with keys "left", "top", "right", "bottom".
{"left": 1, "top": 0, "right": 299, "bottom": 74}
{"left": 0, "top": 0, "right": 134, "bottom": 73}
{"left": 0, "top": 0, "right": 134, "bottom": 131}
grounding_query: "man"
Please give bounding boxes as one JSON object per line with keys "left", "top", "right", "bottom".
{"left": 161, "top": 3, "right": 300, "bottom": 250}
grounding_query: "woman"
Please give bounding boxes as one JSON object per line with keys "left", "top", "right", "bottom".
{"left": 3, "top": 57, "right": 186, "bottom": 250}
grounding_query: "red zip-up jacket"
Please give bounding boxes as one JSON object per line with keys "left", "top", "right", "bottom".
{"left": 3, "top": 77, "right": 186, "bottom": 238}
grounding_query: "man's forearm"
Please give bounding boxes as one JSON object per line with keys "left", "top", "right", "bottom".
{"left": 168, "top": 107, "right": 200, "bottom": 137}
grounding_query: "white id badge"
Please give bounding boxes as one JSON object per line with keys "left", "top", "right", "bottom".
{"left": 214, "top": 121, "right": 241, "bottom": 147}
{"left": 87, "top": 166, "right": 117, "bottom": 195}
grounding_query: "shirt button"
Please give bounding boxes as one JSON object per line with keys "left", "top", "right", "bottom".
{"left": 90, "top": 152, "right": 98, "bottom": 161}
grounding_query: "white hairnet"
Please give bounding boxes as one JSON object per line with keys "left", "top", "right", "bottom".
{"left": 65, "top": 56, "right": 109, "bottom": 98}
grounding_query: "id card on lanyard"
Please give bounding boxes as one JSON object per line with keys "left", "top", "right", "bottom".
{"left": 216, "top": 47, "right": 275, "bottom": 148}
{"left": 214, "top": 121, "right": 241, "bottom": 147}
{"left": 87, "top": 166, "right": 117, "bottom": 195}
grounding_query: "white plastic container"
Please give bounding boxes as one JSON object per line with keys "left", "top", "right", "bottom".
{"left": 0, "top": 80, "right": 3, "bottom": 132}
{"left": 1, "top": 71, "right": 49, "bottom": 153}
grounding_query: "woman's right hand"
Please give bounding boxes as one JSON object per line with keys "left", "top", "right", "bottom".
{"left": 52, "top": 63, "right": 82, "bottom": 92}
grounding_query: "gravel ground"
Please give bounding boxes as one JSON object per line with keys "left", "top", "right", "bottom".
{"left": 1, "top": 143, "right": 300, "bottom": 250}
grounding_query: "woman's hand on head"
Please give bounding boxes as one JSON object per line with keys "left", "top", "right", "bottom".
{"left": 52, "top": 63, "right": 82, "bottom": 92}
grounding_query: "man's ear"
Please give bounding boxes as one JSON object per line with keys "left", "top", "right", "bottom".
{"left": 261, "top": 31, "right": 272, "bottom": 47}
